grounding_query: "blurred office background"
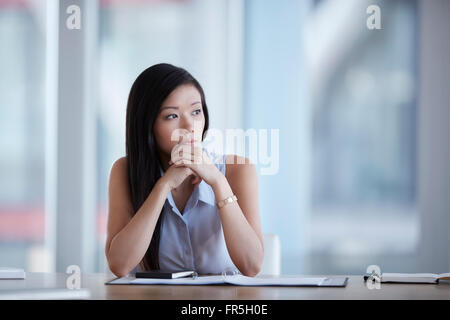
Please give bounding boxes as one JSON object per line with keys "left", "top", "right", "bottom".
{"left": 0, "top": 0, "right": 449, "bottom": 275}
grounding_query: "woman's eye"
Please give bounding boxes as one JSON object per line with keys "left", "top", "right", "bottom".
{"left": 165, "top": 109, "right": 200, "bottom": 120}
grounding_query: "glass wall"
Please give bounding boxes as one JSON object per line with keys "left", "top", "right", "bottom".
{"left": 244, "top": 0, "right": 419, "bottom": 274}
{"left": 0, "top": 0, "right": 49, "bottom": 271}
{"left": 0, "top": 0, "right": 433, "bottom": 276}
{"left": 307, "top": 0, "right": 418, "bottom": 273}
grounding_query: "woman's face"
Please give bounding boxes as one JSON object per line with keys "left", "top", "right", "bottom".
{"left": 153, "top": 83, "right": 205, "bottom": 157}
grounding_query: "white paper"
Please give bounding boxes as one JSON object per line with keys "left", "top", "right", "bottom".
{"left": 381, "top": 273, "right": 438, "bottom": 283}
{"left": 108, "top": 274, "right": 326, "bottom": 286}
{"left": 0, "top": 288, "right": 91, "bottom": 300}
{"left": 130, "top": 275, "right": 224, "bottom": 285}
{"left": 223, "top": 275, "right": 326, "bottom": 286}
{"left": 382, "top": 273, "right": 438, "bottom": 279}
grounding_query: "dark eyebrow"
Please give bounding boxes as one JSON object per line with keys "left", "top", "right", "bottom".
{"left": 160, "top": 101, "right": 201, "bottom": 111}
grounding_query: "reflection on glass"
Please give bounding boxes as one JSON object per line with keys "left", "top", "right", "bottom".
{"left": 311, "top": 0, "right": 417, "bottom": 208}
{"left": 307, "top": 0, "right": 418, "bottom": 274}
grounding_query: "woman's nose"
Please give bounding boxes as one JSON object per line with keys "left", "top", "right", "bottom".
{"left": 181, "top": 118, "right": 195, "bottom": 134}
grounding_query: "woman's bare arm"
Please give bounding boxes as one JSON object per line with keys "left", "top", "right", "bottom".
{"left": 211, "top": 155, "right": 264, "bottom": 277}
{"left": 105, "top": 157, "right": 170, "bottom": 277}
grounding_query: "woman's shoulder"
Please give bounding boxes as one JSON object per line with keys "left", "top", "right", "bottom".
{"left": 108, "top": 156, "right": 133, "bottom": 214}
{"left": 109, "top": 156, "right": 128, "bottom": 182}
{"left": 111, "top": 156, "right": 127, "bottom": 172}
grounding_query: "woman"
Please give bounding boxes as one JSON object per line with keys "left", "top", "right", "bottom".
{"left": 105, "top": 63, "right": 264, "bottom": 277}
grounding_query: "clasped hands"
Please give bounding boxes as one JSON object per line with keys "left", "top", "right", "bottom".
{"left": 168, "top": 135, "right": 222, "bottom": 188}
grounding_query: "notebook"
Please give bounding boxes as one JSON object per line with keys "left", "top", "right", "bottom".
{"left": 364, "top": 272, "right": 450, "bottom": 284}
{"left": 0, "top": 268, "right": 26, "bottom": 280}
{"left": 106, "top": 274, "right": 348, "bottom": 287}
{"left": 136, "top": 271, "right": 195, "bottom": 279}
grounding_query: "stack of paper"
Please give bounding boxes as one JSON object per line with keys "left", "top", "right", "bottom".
{"left": 0, "top": 268, "right": 25, "bottom": 280}
{"left": 380, "top": 273, "right": 450, "bottom": 284}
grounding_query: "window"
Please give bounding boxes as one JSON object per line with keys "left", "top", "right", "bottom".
{"left": 0, "top": 1, "right": 49, "bottom": 271}
{"left": 307, "top": 0, "right": 418, "bottom": 273}
{"left": 244, "top": 0, "right": 419, "bottom": 274}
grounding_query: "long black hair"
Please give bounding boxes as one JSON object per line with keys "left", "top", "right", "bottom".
{"left": 125, "top": 63, "right": 210, "bottom": 270}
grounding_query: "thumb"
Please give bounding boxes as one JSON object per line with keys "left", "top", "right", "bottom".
{"left": 193, "top": 179, "right": 202, "bottom": 187}
{"left": 191, "top": 174, "right": 202, "bottom": 186}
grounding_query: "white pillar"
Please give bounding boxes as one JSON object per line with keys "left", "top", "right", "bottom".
{"left": 52, "top": 0, "right": 98, "bottom": 273}
{"left": 418, "top": 0, "right": 450, "bottom": 273}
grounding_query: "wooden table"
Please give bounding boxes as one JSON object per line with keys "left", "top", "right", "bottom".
{"left": 1, "top": 273, "right": 450, "bottom": 300}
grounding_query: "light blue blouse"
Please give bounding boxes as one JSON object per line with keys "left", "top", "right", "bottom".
{"left": 155, "top": 148, "right": 238, "bottom": 275}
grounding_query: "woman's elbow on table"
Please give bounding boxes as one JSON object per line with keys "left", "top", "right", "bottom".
{"left": 240, "top": 264, "right": 262, "bottom": 277}
{"left": 108, "top": 262, "right": 131, "bottom": 278}
{"left": 240, "top": 255, "right": 264, "bottom": 277}
{"left": 106, "top": 252, "right": 133, "bottom": 278}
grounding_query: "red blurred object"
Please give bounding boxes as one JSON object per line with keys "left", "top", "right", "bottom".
{"left": 0, "top": 205, "right": 108, "bottom": 243}
{"left": 0, "top": 207, "right": 45, "bottom": 242}
{"left": 0, "top": 0, "right": 29, "bottom": 9}
{"left": 100, "top": 0, "right": 187, "bottom": 7}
